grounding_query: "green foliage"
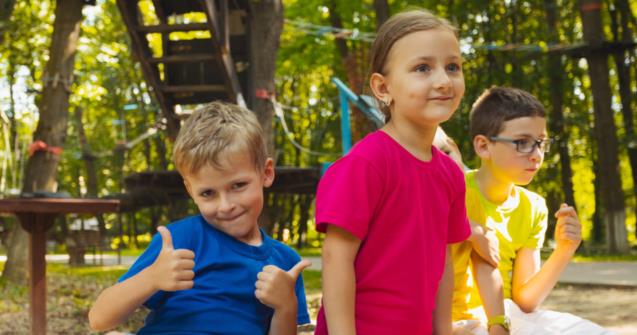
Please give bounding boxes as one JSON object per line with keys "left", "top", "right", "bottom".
{"left": 1, "top": 0, "right": 636, "bottom": 253}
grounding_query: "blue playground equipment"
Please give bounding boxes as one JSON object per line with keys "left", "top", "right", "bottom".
{"left": 331, "top": 77, "right": 385, "bottom": 155}
{"left": 320, "top": 77, "right": 385, "bottom": 174}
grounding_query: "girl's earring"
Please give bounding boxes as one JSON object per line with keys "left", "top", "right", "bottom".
{"left": 383, "top": 97, "right": 392, "bottom": 107}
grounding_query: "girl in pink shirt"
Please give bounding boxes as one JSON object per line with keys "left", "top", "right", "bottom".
{"left": 315, "top": 9, "right": 471, "bottom": 335}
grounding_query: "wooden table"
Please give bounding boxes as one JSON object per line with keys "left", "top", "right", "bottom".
{"left": 0, "top": 198, "right": 120, "bottom": 335}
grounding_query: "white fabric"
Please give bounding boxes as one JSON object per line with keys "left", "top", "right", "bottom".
{"left": 453, "top": 299, "right": 615, "bottom": 335}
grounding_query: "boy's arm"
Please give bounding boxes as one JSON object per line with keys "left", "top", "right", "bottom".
{"left": 89, "top": 266, "right": 161, "bottom": 331}
{"left": 322, "top": 225, "right": 361, "bottom": 335}
{"left": 433, "top": 246, "right": 453, "bottom": 335}
{"left": 89, "top": 227, "right": 195, "bottom": 331}
{"left": 511, "top": 204, "right": 581, "bottom": 312}
{"left": 255, "top": 260, "right": 311, "bottom": 335}
{"left": 471, "top": 252, "right": 508, "bottom": 335}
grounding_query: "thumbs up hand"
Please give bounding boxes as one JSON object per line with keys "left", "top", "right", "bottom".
{"left": 254, "top": 259, "right": 311, "bottom": 310}
{"left": 148, "top": 226, "right": 196, "bottom": 291}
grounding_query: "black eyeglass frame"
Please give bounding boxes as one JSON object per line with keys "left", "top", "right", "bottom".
{"left": 488, "top": 136, "right": 553, "bottom": 154}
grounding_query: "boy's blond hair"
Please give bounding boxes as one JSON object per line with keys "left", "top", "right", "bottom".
{"left": 173, "top": 101, "right": 267, "bottom": 176}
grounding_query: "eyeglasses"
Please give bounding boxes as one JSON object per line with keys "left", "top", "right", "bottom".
{"left": 489, "top": 136, "right": 553, "bottom": 154}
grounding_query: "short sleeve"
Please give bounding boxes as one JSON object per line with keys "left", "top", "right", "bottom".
{"left": 524, "top": 197, "right": 548, "bottom": 249}
{"left": 315, "top": 155, "right": 383, "bottom": 240}
{"left": 447, "top": 167, "right": 471, "bottom": 244}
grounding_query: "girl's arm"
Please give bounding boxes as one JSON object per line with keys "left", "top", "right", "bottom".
{"left": 471, "top": 252, "right": 508, "bottom": 335}
{"left": 511, "top": 205, "right": 581, "bottom": 312}
{"left": 322, "top": 225, "right": 361, "bottom": 335}
{"left": 433, "top": 246, "right": 453, "bottom": 335}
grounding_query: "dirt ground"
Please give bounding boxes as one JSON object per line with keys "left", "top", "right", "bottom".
{"left": 0, "top": 281, "right": 635, "bottom": 334}
{"left": 541, "top": 285, "right": 637, "bottom": 335}
{"left": 302, "top": 284, "right": 637, "bottom": 335}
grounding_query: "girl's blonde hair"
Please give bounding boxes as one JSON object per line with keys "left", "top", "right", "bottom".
{"left": 173, "top": 101, "right": 267, "bottom": 176}
{"left": 368, "top": 9, "right": 458, "bottom": 120}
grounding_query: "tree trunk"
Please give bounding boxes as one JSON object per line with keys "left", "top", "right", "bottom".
{"left": 544, "top": 0, "right": 577, "bottom": 208}
{"left": 73, "top": 107, "right": 106, "bottom": 264}
{"left": 327, "top": 0, "right": 373, "bottom": 142}
{"left": 248, "top": 0, "right": 283, "bottom": 234}
{"left": 248, "top": 0, "right": 283, "bottom": 157}
{"left": 373, "top": 0, "right": 390, "bottom": 30}
{"left": 579, "top": 0, "right": 629, "bottom": 253}
{"left": 2, "top": 0, "right": 84, "bottom": 282}
{"left": 611, "top": 0, "right": 637, "bottom": 242}
{"left": 0, "top": 0, "right": 16, "bottom": 44}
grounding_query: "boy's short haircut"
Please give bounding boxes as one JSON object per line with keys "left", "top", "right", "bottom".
{"left": 470, "top": 86, "right": 546, "bottom": 139}
{"left": 173, "top": 101, "right": 267, "bottom": 176}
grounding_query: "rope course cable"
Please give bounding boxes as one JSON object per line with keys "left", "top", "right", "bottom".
{"left": 270, "top": 96, "right": 340, "bottom": 157}
{"left": 285, "top": 19, "right": 637, "bottom": 54}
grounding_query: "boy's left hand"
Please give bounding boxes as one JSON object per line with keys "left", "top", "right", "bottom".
{"left": 255, "top": 259, "right": 311, "bottom": 311}
{"left": 554, "top": 203, "right": 582, "bottom": 254}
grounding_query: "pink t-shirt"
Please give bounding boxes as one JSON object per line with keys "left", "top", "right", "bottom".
{"left": 314, "top": 131, "right": 470, "bottom": 335}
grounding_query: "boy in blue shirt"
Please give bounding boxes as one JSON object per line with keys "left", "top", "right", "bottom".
{"left": 89, "top": 101, "right": 311, "bottom": 334}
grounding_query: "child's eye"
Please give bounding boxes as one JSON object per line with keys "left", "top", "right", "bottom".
{"left": 200, "top": 190, "right": 215, "bottom": 198}
{"left": 446, "top": 63, "right": 461, "bottom": 72}
{"left": 514, "top": 139, "right": 534, "bottom": 151}
{"left": 232, "top": 182, "right": 248, "bottom": 190}
{"left": 415, "top": 64, "right": 431, "bottom": 72}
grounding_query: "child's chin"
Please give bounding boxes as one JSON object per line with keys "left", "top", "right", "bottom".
{"left": 515, "top": 177, "right": 535, "bottom": 186}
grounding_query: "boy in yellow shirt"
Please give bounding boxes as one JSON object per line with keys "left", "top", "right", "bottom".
{"left": 449, "top": 87, "right": 612, "bottom": 335}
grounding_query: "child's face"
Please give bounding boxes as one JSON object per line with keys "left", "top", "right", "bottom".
{"left": 483, "top": 116, "right": 547, "bottom": 186}
{"left": 183, "top": 150, "right": 274, "bottom": 245}
{"left": 381, "top": 28, "right": 464, "bottom": 128}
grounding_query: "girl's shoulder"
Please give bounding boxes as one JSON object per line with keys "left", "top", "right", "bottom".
{"left": 342, "top": 131, "right": 398, "bottom": 163}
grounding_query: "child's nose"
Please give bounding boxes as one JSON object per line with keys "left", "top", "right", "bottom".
{"left": 528, "top": 145, "right": 544, "bottom": 161}
{"left": 433, "top": 68, "right": 452, "bottom": 88}
{"left": 218, "top": 194, "right": 235, "bottom": 212}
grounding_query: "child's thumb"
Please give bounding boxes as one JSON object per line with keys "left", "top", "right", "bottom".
{"left": 157, "top": 226, "right": 174, "bottom": 250}
{"left": 287, "top": 259, "right": 311, "bottom": 279}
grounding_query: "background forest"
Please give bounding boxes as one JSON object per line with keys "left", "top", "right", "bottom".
{"left": 1, "top": 0, "right": 636, "bottom": 284}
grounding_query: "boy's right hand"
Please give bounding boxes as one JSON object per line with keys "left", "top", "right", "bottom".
{"left": 469, "top": 223, "right": 500, "bottom": 267}
{"left": 149, "top": 226, "right": 196, "bottom": 291}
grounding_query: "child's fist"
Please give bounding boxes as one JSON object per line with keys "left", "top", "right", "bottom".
{"left": 254, "top": 259, "right": 311, "bottom": 311}
{"left": 554, "top": 204, "right": 582, "bottom": 254}
{"left": 149, "top": 226, "right": 196, "bottom": 291}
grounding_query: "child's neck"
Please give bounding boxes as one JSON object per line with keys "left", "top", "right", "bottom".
{"left": 475, "top": 167, "right": 515, "bottom": 204}
{"left": 382, "top": 120, "right": 437, "bottom": 161}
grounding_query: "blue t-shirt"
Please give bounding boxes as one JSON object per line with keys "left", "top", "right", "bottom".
{"left": 119, "top": 215, "right": 310, "bottom": 334}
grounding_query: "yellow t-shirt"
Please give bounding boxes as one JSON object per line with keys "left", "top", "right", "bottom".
{"left": 451, "top": 170, "right": 548, "bottom": 321}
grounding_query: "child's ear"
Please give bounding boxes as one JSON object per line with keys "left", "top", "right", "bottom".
{"left": 473, "top": 135, "right": 491, "bottom": 159}
{"left": 183, "top": 179, "right": 194, "bottom": 198}
{"left": 262, "top": 158, "right": 275, "bottom": 188}
{"left": 369, "top": 72, "right": 391, "bottom": 104}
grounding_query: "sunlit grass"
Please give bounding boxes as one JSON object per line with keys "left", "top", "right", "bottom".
{"left": 47, "top": 263, "right": 129, "bottom": 278}
{"left": 303, "top": 269, "right": 321, "bottom": 293}
{"left": 296, "top": 247, "right": 322, "bottom": 258}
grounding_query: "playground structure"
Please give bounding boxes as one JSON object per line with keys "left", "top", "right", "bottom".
{"left": 115, "top": 0, "right": 322, "bottom": 211}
